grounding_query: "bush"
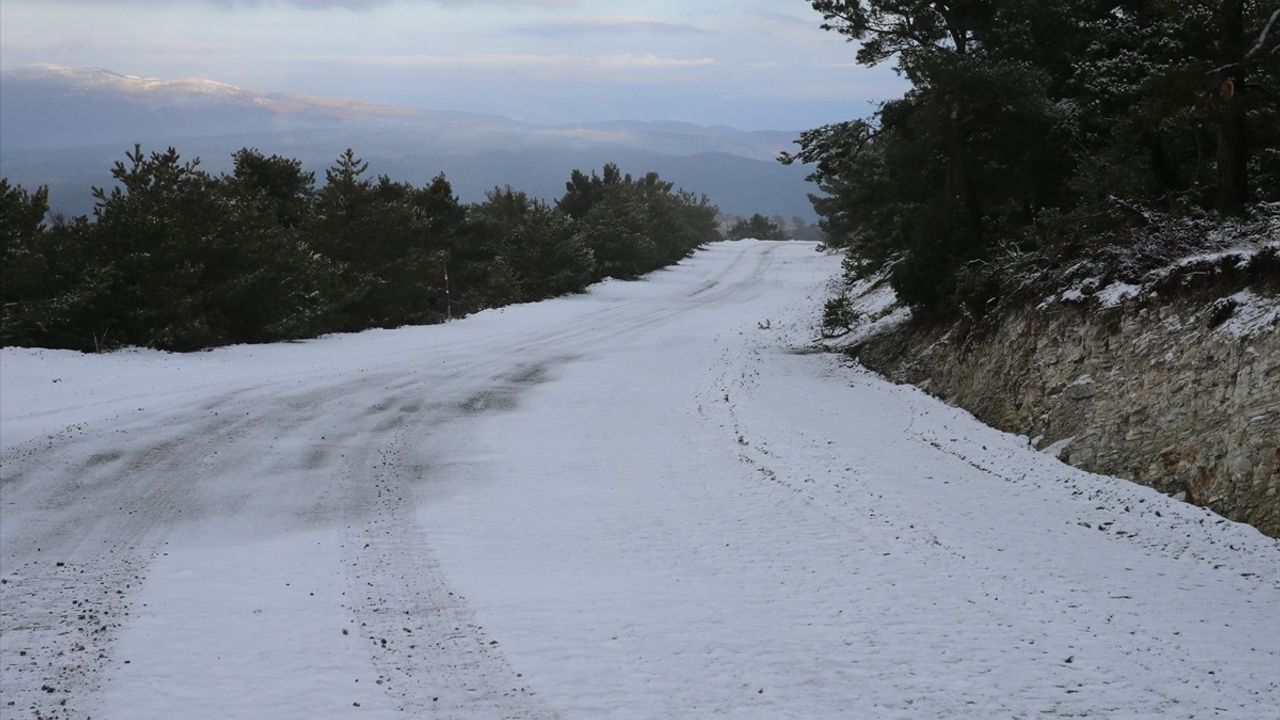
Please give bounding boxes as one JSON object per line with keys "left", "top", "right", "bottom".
{"left": 821, "top": 295, "right": 858, "bottom": 338}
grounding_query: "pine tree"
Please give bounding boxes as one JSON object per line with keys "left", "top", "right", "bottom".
{"left": 726, "top": 214, "right": 786, "bottom": 241}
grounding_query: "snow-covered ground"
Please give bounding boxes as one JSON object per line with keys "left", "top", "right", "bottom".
{"left": 1, "top": 241, "right": 1277, "bottom": 719}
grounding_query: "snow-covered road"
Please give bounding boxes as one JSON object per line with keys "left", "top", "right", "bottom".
{"left": 2, "top": 241, "right": 1277, "bottom": 719}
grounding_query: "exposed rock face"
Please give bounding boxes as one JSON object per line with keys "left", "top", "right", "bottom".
{"left": 852, "top": 280, "right": 1279, "bottom": 537}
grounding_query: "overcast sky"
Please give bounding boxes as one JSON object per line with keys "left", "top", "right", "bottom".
{"left": 0, "top": 0, "right": 906, "bottom": 130}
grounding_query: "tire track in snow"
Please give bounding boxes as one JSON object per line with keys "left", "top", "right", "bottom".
{"left": 695, "top": 296, "right": 1278, "bottom": 718}
{"left": 325, "top": 246, "right": 783, "bottom": 718}
{"left": 0, "top": 242, "right": 787, "bottom": 718}
{"left": 1, "top": 381, "right": 343, "bottom": 718}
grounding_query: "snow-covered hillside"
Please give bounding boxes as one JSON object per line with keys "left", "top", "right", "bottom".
{"left": 1, "top": 241, "right": 1276, "bottom": 719}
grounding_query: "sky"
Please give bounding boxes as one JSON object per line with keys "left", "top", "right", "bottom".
{"left": 0, "top": 0, "right": 906, "bottom": 131}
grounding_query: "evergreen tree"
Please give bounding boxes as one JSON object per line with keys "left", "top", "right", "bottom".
{"left": 0, "top": 179, "right": 50, "bottom": 307}
{"left": 557, "top": 163, "right": 624, "bottom": 220}
{"left": 84, "top": 146, "right": 229, "bottom": 348}
{"left": 0, "top": 180, "right": 52, "bottom": 345}
{"left": 230, "top": 148, "right": 315, "bottom": 228}
{"left": 790, "top": 0, "right": 1279, "bottom": 318}
{"left": 2, "top": 149, "right": 722, "bottom": 351}
{"left": 726, "top": 214, "right": 786, "bottom": 240}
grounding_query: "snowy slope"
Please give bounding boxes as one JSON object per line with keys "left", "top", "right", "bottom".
{"left": 1, "top": 241, "right": 1277, "bottom": 719}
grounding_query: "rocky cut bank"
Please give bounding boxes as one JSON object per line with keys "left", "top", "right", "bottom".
{"left": 842, "top": 226, "right": 1280, "bottom": 538}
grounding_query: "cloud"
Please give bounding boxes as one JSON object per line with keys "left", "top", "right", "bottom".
{"left": 13, "top": 0, "right": 577, "bottom": 9}
{"left": 337, "top": 51, "right": 715, "bottom": 69}
{"left": 517, "top": 15, "right": 708, "bottom": 36}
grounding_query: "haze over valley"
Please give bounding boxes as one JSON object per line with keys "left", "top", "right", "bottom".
{"left": 1, "top": 64, "right": 817, "bottom": 219}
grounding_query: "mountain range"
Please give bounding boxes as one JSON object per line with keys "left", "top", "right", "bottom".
{"left": 0, "top": 65, "right": 818, "bottom": 220}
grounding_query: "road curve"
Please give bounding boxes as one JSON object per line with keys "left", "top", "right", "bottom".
{"left": 2, "top": 240, "right": 1277, "bottom": 719}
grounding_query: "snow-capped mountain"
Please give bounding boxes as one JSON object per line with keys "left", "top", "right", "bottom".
{"left": 14, "top": 64, "right": 260, "bottom": 100}
{"left": 0, "top": 64, "right": 476, "bottom": 150}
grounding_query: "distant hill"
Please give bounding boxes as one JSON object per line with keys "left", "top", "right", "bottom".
{"left": 0, "top": 65, "right": 817, "bottom": 220}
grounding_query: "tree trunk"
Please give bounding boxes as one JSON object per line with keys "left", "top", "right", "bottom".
{"left": 1216, "top": 0, "right": 1249, "bottom": 215}
{"left": 945, "top": 18, "right": 983, "bottom": 245}
{"left": 948, "top": 100, "right": 984, "bottom": 245}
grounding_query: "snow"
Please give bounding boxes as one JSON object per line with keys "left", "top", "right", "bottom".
{"left": 851, "top": 278, "right": 898, "bottom": 317}
{"left": 21, "top": 64, "right": 251, "bottom": 98}
{"left": 1036, "top": 238, "right": 1278, "bottom": 314}
{"left": 819, "top": 270, "right": 912, "bottom": 349}
{"left": 1214, "top": 289, "right": 1280, "bottom": 339}
{"left": 1097, "top": 280, "right": 1142, "bottom": 308}
{"left": 2, "top": 241, "right": 1277, "bottom": 719}
{"left": 845, "top": 281, "right": 912, "bottom": 343}
{"left": 1039, "top": 436, "right": 1075, "bottom": 458}
{"left": 1250, "top": 8, "right": 1280, "bottom": 58}
{"left": 1173, "top": 240, "right": 1279, "bottom": 271}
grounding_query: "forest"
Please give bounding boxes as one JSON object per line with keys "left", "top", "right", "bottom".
{"left": 4, "top": 1, "right": 1277, "bottom": 351}
{"left": 786, "top": 0, "right": 1279, "bottom": 319}
{"left": 0, "top": 149, "right": 720, "bottom": 351}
